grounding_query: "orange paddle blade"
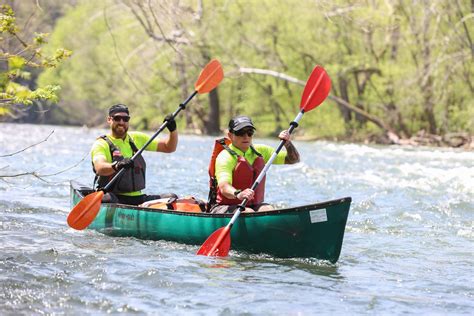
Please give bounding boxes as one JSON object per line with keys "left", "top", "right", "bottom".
{"left": 194, "top": 59, "right": 224, "bottom": 94}
{"left": 67, "top": 191, "right": 104, "bottom": 230}
{"left": 196, "top": 226, "right": 231, "bottom": 257}
{"left": 300, "top": 66, "right": 331, "bottom": 112}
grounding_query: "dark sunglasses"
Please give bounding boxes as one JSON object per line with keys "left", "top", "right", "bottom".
{"left": 233, "top": 129, "right": 254, "bottom": 137}
{"left": 112, "top": 115, "right": 130, "bottom": 122}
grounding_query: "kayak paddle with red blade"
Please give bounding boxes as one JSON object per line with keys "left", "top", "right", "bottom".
{"left": 67, "top": 59, "right": 224, "bottom": 230}
{"left": 197, "top": 65, "right": 331, "bottom": 257}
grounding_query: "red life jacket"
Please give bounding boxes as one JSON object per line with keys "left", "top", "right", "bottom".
{"left": 207, "top": 138, "right": 266, "bottom": 208}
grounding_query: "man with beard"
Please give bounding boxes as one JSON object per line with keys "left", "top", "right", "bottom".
{"left": 91, "top": 104, "right": 178, "bottom": 205}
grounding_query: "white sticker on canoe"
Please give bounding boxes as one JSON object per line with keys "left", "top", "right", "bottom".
{"left": 310, "top": 209, "right": 327, "bottom": 223}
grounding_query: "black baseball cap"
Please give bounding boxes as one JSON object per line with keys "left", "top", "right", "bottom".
{"left": 228, "top": 115, "right": 256, "bottom": 132}
{"left": 108, "top": 104, "right": 129, "bottom": 116}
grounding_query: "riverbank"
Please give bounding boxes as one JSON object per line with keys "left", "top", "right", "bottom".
{"left": 181, "top": 124, "right": 473, "bottom": 150}
{"left": 2, "top": 121, "right": 473, "bottom": 151}
{"left": 296, "top": 130, "right": 474, "bottom": 151}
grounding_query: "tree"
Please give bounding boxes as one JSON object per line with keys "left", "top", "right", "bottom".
{"left": 0, "top": 4, "right": 71, "bottom": 119}
{"left": 37, "top": 0, "right": 473, "bottom": 143}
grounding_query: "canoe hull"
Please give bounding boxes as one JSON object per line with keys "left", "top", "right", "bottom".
{"left": 70, "top": 182, "right": 351, "bottom": 263}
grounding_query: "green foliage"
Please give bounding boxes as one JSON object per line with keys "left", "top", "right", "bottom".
{"left": 4, "top": 82, "right": 60, "bottom": 105}
{"left": 34, "top": 32, "right": 49, "bottom": 45}
{"left": 8, "top": 56, "right": 26, "bottom": 69}
{"left": 39, "top": 0, "right": 158, "bottom": 124}
{"left": 0, "top": 4, "right": 17, "bottom": 34}
{"left": 0, "top": 4, "right": 71, "bottom": 114}
{"left": 37, "top": 0, "right": 473, "bottom": 139}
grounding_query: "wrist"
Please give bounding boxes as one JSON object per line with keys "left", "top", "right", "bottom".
{"left": 111, "top": 161, "right": 118, "bottom": 171}
{"left": 233, "top": 189, "right": 242, "bottom": 198}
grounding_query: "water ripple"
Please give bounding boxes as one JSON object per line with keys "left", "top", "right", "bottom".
{"left": 0, "top": 123, "right": 473, "bottom": 314}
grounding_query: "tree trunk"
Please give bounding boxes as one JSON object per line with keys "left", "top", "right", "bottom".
{"left": 385, "top": 19, "right": 410, "bottom": 137}
{"left": 421, "top": 2, "right": 437, "bottom": 134}
{"left": 205, "top": 88, "right": 220, "bottom": 135}
{"left": 337, "top": 75, "right": 352, "bottom": 124}
{"left": 175, "top": 55, "right": 192, "bottom": 128}
{"left": 265, "top": 84, "right": 283, "bottom": 135}
{"left": 329, "top": 94, "right": 398, "bottom": 137}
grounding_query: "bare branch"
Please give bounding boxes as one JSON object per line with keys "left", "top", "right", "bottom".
{"left": 103, "top": 7, "right": 145, "bottom": 95}
{"left": 35, "top": 0, "right": 43, "bottom": 11}
{"left": 324, "top": 4, "right": 361, "bottom": 18}
{"left": 328, "top": 95, "right": 394, "bottom": 133}
{"left": 0, "top": 130, "right": 54, "bottom": 158}
{"left": 235, "top": 67, "right": 305, "bottom": 85}
{"left": 234, "top": 67, "right": 397, "bottom": 136}
{"left": 37, "top": 152, "right": 88, "bottom": 178}
{"left": 147, "top": 0, "right": 182, "bottom": 56}
{"left": 0, "top": 152, "right": 88, "bottom": 182}
{"left": 455, "top": 0, "right": 473, "bottom": 57}
{"left": 126, "top": 1, "right": 189, "bottom": 45}
{"left": 0, "top": 170, "right": 48, "bottom": 183}
{"left": 195, "top": 0, "right": 203, "bottom": 21}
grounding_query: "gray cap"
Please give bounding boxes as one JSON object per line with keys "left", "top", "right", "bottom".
{"left": 108, "top": 104, "right": 129, "bottom": 116}
{"left": 228, "top": 115, "right": 256, "bottom": 132}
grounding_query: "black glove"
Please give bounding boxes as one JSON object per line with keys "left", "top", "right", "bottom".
{"left": 113, "top": 158, "right": 134, "bottom": 171}
{"left": 163, "top": 114, "right": 177, "bottom": 132}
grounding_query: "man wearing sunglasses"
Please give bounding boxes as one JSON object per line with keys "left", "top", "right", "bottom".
{"left": 91, "top": 104, "right": 178, "bottom": 205}
{"left": 210, "top": 115, "right": 300, "bottom": 213}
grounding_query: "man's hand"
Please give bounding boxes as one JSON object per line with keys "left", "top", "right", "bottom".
{"left": 279, "top": 129, "right": 300, "bottom": 164}
{"left": 113, "top": 158, "right": 134, "bottom": 171}
{"left": 235, "top": 188, "right": 255, "bottom": 201}
{"left": 278, "top": 130, "right": 291, "bottom": 142}
{"left": 164, "top": 115, "right": 177, "bottom": 132}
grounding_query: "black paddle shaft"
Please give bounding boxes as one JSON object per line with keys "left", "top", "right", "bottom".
{"left": 103, "top": 91, "right": 198, "bottom": 192}
{"left": 249, "top": 118, "right": 299, "bottom": 191}
{"left": 228, "top": 110, "right": 304, "bottom": 226}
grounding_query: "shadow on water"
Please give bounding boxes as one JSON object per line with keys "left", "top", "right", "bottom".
{"left": 196, "top": 252, "right": 343, "bottom": 279}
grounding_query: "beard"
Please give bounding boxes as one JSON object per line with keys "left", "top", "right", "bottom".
{"left": 112, "top": 124, "right": 128, "bottom": 138}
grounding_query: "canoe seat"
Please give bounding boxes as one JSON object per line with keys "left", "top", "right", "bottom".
{"left": 140, "top": 196, "right": 206, "bottom": 213}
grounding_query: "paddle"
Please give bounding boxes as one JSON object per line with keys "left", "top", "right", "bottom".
{"left": 197, "top": 65, "right": 331, "bottom": 257}
{"left": 67, "top": 59, "right": 224, "bottom": 230}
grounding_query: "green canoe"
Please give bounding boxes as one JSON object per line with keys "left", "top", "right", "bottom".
{"left": 70, "top": 181, "right": 351, "bottom": 263}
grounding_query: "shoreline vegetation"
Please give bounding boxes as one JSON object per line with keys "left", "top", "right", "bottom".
{"left": 1, "top": 2, "right": 472, "bottom": 152}
{"left": 2, "top": 121, "right": 472, "bottom": 151}
{"left": 234, "top": 131, "right": 473, "bottom": 151}
{"left": 367, "top": 131, "right": 473, "bottom": 150}
{"left": 177, "top": 126, "right": 474, "bottom": 151}
{"left": 305, "top": 131, "right": 474, "bottom": 150}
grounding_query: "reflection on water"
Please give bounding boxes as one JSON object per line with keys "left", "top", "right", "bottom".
{"left": 0, "top": 123, "right": 473, "bottom": 314}
{"left": 196, "top": 255, "right": 342, "bottom": 279}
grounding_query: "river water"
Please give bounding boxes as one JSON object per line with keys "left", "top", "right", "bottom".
{"left": 0, "top": 123, "right": 472, "bottom": 315}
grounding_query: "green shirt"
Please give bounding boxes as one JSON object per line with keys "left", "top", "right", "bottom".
{"left": 91, "top": 131, "right": 159, "bottom": 196}
{"left": 215, "top": 143, "right": 287, "bottom": 185}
